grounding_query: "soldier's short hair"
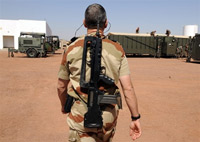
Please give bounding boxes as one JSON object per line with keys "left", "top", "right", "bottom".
{"left": 85, "top": 3, "right": 107, "bottom": 29}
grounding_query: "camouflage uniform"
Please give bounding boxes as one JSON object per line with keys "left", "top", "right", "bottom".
{"left": 58, "top": 33, "right": 130, "bottom": 142}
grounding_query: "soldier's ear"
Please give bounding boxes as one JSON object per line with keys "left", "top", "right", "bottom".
{"left": 83, "top": 19, "right": 87, "bottom": 28}
{"left": 104, "top": 20, "right": 108, "bottom": 28}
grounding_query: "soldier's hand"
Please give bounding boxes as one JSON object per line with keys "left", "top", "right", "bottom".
{"left": 129, "top": 119, "right": 141, "bottom": 141}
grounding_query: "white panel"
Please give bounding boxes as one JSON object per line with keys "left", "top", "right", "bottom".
{"left": 46, "top": 22, "right": 52, "bottom": 36}
{"left": 3, "top": 36, "right": 14, "bottom": 48}
{"left": 183, "top": 25, "right": 198, "bottom": 37}
{"left": 0, "top": 20, "right": 18, "bottom": 35}
{"left": 19, "top": 20, "right": 46, "bottom": 34}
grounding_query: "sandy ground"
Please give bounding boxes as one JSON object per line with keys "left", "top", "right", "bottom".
{"left": 0, "top": 49, "right": 200, "bottom": 142}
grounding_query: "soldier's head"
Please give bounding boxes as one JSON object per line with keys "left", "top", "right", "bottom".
{"left": 84, "top": 3, "right": 108, "bottom": 30}
{"left": 166, "top": 29, "right": 171, "bottom": 36}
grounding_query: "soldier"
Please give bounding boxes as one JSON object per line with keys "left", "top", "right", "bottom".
{"left": 165, "top": 29, "right": 171, "bottom": 36}
{"left": 150, "top": 30, "right": 156, "bottom": 37}
{"left": 185, "top": 44, "right": 189, "bottom": 58}
{"left": 135, "top": 27, "right": 140, "bottom": 34}
{"left": 57, "top": 3, "right": 141, "bottom": 142}
{"left": 176, "top": 46, "right": 183, "bottom": 58}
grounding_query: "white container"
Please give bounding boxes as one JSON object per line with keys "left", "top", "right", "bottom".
{"left": 183, "top": 25, "right": 198, "bottom": 37}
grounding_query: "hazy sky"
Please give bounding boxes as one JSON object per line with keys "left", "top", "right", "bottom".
{"left": 0, "top": 0, "right": 199, "bottom": 40}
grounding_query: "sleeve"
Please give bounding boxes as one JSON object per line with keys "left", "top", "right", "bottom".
{"left": 57, "top": 50, "right": 70, "bottom": 80}
{"left": 119, "top": 55, "right": 130, "bottom": 77}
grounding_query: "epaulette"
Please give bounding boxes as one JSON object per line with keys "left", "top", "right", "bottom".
{"left": 70, "top": 37, "right": 78, "bottom": 43}
{"left": 67, "top": 37, "right": 79, "bottom": 46}
{"left": 63, "top": 37, "right": 79, "bottom": 53}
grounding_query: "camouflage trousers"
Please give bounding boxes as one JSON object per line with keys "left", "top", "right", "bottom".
{"left": 67, "top": 100, "right": 119, "bottom": 142}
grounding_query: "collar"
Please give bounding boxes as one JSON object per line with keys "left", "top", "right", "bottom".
{"left": 86, "top": 32, "right": 106, "bottom": 39}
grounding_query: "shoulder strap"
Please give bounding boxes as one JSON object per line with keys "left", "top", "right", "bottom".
{"left": 72, "top": 87, "right": 87, "bottom": 105}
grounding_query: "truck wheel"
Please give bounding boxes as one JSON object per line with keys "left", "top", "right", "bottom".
{"left": 27, "top": 48, "right": 37, "bottom": 58}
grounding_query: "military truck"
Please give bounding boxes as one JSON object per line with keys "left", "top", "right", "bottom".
{"left": 8, "top": 32, "right": 60, "bottom": 58}
{"left": 187, "top": 34, "right": 200, "bottom": 62}
{"left": 44, "top": 35, "right": 60, "bottom": 53}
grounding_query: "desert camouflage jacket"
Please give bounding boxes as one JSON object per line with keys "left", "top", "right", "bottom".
{"left": 58, "top": 33, "right": 130, "bottom": 101}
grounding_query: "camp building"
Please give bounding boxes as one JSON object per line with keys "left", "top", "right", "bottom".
{"left": 0, "top": 19, "right": 52, "bottom": 50}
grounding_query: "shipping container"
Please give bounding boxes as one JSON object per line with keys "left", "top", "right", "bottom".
{"left": 107, "top": 32, "right": 190, "bottom": 58}
{"left": 187, "top": 34, "right": 200, "bottom": 62}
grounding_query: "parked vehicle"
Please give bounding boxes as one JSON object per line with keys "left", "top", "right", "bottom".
{"left": 187, "top": 34, "right": 200, "bottom": 62}
{"left": 8, "top": 32, "right": 60, "bottom": 58}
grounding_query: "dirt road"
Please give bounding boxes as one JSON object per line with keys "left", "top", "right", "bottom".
{"left": 0, "top": 50, "right": 199, "bottom": 142}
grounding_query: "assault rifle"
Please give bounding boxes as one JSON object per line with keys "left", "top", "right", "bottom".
{"left": 80, "top": 21, "right": 117, "bottom": 128}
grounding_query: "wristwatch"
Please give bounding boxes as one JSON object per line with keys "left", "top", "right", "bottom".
{"left": 131, "top": 114, "right": 141, "bottom": 121}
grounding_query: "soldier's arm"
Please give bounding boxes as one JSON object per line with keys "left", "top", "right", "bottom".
{"left": 119, "top": 75, "right": 139, "bottom": 117}
{"left": 57, "top": 78, "right": 70, "bottom": 113}
{"left": 119, "top": 75, "right": 141, "bottom": 140}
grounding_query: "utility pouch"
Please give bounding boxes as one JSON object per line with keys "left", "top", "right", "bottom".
{"left": 64, "top": 94, "right": 74, "bottom": 113}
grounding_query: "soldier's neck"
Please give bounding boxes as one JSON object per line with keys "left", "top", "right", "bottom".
{"left": 87, "top": 28, "right": 104, "bottom": 35}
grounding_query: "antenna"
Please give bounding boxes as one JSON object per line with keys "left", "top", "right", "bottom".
{"left": 74, "top": 24, "right": 83, "bottom": 37}
{"left": 104, "top": 22, "right": 111, "bottom": 34}
{"left": 96, "top": 17, "right": 100, "bottom": 38}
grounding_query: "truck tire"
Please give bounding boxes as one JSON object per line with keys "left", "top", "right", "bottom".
{"left": 27, "top": 48, "right": 37, "bottom": 58}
